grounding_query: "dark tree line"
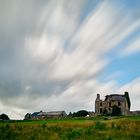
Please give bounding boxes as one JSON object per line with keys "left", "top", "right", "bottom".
{"left": 68, "top": 110, "right": 88, "bottom": 117}
{"left": 0, "top": 114, "right": 10, "bottom": 120}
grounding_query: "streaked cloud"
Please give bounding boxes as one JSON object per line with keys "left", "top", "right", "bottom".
{"left": 0, "top": 0, "right": 140, "bottom": 119}
{"left": 121, "top": 37, "right": 140, "bottom": 56}
{"left": 118, "top": 77, "right": 140, "bottom": 111}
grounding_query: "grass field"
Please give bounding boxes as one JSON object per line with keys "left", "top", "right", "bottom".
{"left": 0, "top": 116, "right": 140, "bottom": 140}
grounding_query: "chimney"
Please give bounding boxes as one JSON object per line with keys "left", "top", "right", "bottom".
{"left": 97, "top": 94, "right": 100, "bottom": 100}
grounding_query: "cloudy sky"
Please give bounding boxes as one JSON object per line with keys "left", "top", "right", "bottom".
{"left": 0, "top": 0, "right": 140, "bottom": 119}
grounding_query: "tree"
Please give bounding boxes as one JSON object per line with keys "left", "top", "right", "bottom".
{"left": 68, "top": 112, "right": 72, "bottom": 117}
{"left": 111, "top": 105, "right": 121, "bottom": 116}
{"left": 103, "top": 109, "right": 108, "bottom": 116}
{"left": 0, "top": 114, "right": 10, "bottom": 120}
{"left": 72, "top": 112, "right": 76, "bottom": 117}
{"left": 24, "top": 113, "right": 31, "bottom": 120}
{"left": 72, "top": 110, "right": 88, "bottom": 117}
{"left": 124, "top": 92, "right": 131, "bottom": 110}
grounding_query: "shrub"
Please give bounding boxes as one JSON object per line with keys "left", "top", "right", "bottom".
{"left": 111, "top": 105, "right": 121, "bottom": 116}
{"left": 0, "top": 114, "right": 10, "bottom": 120}
{"left": 72, "top": 110, "right": 88, "bottom": 117}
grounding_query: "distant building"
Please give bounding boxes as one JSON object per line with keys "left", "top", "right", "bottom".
{"left": 46, "top": 111, "right": 67, "bottom": 118}
{"left": 95, "top": 92, "right": 130, "bottom": 116}
{"left": 24, "top": 111, "right": 67, "bottom": 120}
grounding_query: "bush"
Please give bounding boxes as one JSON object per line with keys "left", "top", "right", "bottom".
{"left": 0, "top": 114, "right": 10, "bottom": 120}
{"left": 111, "top": 105, "right": 121, "bottom": 116}
{"left": 72, "top": 110, "right": 88, "bottom": 117}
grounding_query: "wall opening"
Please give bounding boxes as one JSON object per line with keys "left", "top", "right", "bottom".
{"left": 100, "top": 108, "right": 102, "bottom": 114}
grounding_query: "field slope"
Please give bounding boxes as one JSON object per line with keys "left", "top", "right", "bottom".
{"left": 0, "top": 116, "right": 140, "bottom": 140}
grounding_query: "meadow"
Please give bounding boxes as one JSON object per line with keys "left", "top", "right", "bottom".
{"left": 0, "top": 116, "right": 140, "bottom": 140}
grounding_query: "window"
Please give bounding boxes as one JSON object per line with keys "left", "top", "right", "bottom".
{"left": 100, "top": 102, "right": 102, "bottom": 106}
{"left": 118, "top": 102, "right": 121, "bottom": 106}
{"left": 100, "top": 108, "right": 102, "bottom": 114}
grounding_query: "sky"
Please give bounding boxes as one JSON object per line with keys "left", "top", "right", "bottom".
{"left": 0, "top": 0, "right": 140, "bottom": 119}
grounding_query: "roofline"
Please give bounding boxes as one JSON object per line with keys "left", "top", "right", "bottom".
{"left": 105, "top": 94, "right": 124, "bottom": 97}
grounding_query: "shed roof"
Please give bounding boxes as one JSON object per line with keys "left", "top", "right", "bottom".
{"left": 46, "top": 111, "right": 66, "bottom": 116}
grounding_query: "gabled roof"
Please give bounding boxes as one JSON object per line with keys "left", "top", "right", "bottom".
{"left": 31, "top": 112, "right": 40, "bottom": 117}
{"left": 38, "top": 112, "right": 47, "bottom": 116}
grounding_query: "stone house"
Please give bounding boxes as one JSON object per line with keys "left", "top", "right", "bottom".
{"left": 24, "top": 111, "right": 46, "bottom": 120}
{"left": 95, "top": 92, "right": 130, "bottom": 115}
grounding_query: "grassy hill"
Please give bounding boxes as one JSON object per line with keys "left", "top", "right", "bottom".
{"left": 0, "top": 116, "right": 140, "bottom": 140}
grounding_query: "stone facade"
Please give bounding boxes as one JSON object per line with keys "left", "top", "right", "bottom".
{"left": 95, "top": 92, "right": 130, "bottom": 115}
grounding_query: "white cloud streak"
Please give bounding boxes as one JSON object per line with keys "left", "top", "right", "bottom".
{"left": 0, "top": 0, "right": 140, "bottom": 119}
{"left": 121, "top": 37, "right": 140, "bottom": 56}
{"left": 118, "top": 77, "right": 140, "bottom": 111}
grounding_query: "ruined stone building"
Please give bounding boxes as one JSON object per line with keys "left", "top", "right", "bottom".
{"left": 24, "top": 111, "right": 67, "bottom": 120}
{"left": 95, "top": 92, "right": 131, "bottom": 115}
